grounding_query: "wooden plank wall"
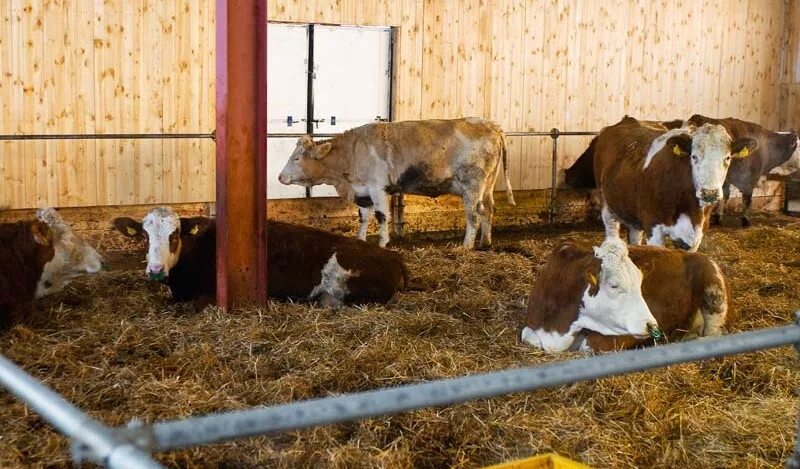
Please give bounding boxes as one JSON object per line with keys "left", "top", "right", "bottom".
{"left": 0, "top": 0, "right": 789, "bottom": 209}
{"left": 781, "top": 0, "right": 800, "bottom": 131}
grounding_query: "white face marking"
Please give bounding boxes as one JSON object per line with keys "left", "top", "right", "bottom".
{"left": 689, "top": 124, "right": 735, "bottom": 205}
{"left": 308, "top": 253, "right": 352, "bottom": 305}
{"left": 644, "top": 125, "right": 735, "bottom": 206}
{"left": 574, "top": 238, "right": 657, "bottom": 337}
{"left": 770, "top": 137, "right": 800, "bottom": 176}
{"left": 141, "top": 207, "right": 182, "bottom": 278}
{"left": 648, "top": 214, "right": 703, "bottom": 251}
{"left": 35, "top": 208, "right": 104, "bottom": 298}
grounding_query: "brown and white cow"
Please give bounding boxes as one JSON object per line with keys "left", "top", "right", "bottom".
{"left": 686, "top": 115, "right": 800, "bottom": 227}
{"left": 113, "top": 207, "right": 408, "bottom": 305}
{"left": 594, "top": 116, "right": 757, "bottom": 250}
{"left": 563, "top": 118, "right": 684, "bottom": 189}
{"left": 522, "top": 240, "right": 728, "bottom": 353}
{"left": 277, "top": 118, "right": 515, "bottom": 249}
{"left": 0, "top": 220, "right": 55, "bottom": 328}
{"left": 35, "top": 208, "right": 104, "bottom": 298}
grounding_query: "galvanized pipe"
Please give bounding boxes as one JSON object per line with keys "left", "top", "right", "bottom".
{"left": 0, "top": 354, "right": 164, "bottom": 469}
{"left": 549, "top": 128, "right": 560, "bottom": 223}
{"left": 133, "top": 323, "right": 800, "bottom": 452}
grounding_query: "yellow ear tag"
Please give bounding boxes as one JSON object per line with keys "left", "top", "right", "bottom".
{"left": 588, "top": 273, "right": 598, "bottom": 287}
{"left": 126, "top": 226, "right": 137, "bottom": 236}
{"left": 738, "top": 147, "right": 749, "bottom": 158}
{"left": 673, "top": 144, "right": 682, "bottom": 156}
{"left": 190, "top": 225, "right": 200, "bottom": 235}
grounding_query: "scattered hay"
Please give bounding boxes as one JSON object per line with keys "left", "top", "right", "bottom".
{"left": 1, "top": 214, "right": 800, "bottom": 468}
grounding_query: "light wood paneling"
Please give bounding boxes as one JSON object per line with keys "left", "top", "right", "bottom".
{"left": 0, "top": 0, "right": 792, "bottom": 208}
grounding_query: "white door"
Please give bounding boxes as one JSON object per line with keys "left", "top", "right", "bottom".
{"left": 309, "top": 25, "right": 392, "bottom": 197}
{"left": 267, "top": 23, "right": 309, "bottom": 199}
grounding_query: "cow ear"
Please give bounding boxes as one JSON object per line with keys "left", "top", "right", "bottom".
{"left": 311, "top": 142, "right": 333, "bottom": 160}
{"left": 297, "top": 135, "right": 314, "bottom": 149}
{"left": 113, "top": 217, "right": 144, "bottom": 238}
{"left": 731, "top": 137, "right": 758, "bottom": 159}
{"left": 667, "top": 134, "right": 692, "bottom": 157}
{"left": 31, "top": 221, "right": 53, "bottom": 246}
{"left": 180, "top": 217, "right": 212, "bottom": 236}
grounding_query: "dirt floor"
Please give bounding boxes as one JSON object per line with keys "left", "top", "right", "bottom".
{"left": 2, "top": 214, "right": 800, "bottom": 468}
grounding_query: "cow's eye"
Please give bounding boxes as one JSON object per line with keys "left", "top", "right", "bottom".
{"left": 691, "top": 154, "right": 698, "bottom": 162}
{"left": 609, "top": 283, "right": 619, "bottom": 290}
{"left": 724, "top": 156, "right": 731, "bottom": 163}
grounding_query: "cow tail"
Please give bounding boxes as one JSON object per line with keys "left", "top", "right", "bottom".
{"left": 501, "top": 132, "right": 516, "bottom": 206}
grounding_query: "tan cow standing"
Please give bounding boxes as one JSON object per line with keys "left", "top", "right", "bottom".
{"left": 278, "top": 118, "right": 515, "bottom": 248}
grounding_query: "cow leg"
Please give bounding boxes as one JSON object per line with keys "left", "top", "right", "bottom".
{"left": 601, "top": 206, "right": 622, "bottom": 240}
{"left": 479, "top": 182, "right": 496, "bottom": 249}
{"left": 462, "top": 193, "right": 480, "bottom": 249}
{"left": 646, "top": 225, "right": 665, "bottom": 246}
{"left": 357, "top": 206, "right": 374, "bottom": 241}
{"left": 700, "top": 285, "right": 727, "bottom": 336}
{"left": 740, "top": 191, "right": 753, "bottom": 228}
{"left": 711, "top": 183, "right": 729, "bottom": 226}
{"left": 371, "top": 191, "right": 391, "bottom": 247}
{"left": 627, "top": 225, "right": 643, "bottom": 245}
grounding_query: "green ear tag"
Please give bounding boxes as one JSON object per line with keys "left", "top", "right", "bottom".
{"left": 126, "top": 226, "right": 137, "bottom": 236}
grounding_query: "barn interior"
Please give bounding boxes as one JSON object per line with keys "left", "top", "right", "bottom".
{"left": 2, "top": 1, "right": 800, "bottom": 467}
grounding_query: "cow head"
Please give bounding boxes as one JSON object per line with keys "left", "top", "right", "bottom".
{"left": 574, "top": 238, "right": 659, "bottom": 338}
{"left": 278, "top": 136, "right": 334, "bottom": 187}
{"left": 34, "top": 208, "right": 104, "bottom": 298}
{"left": 114, "top": 208, "right": 212, "bottom": 281}
{"left": 646, "top": 124, "right": 758, "bottom": 205}
{"left": 769, "top": 132, "right": 800, "bottom": 177}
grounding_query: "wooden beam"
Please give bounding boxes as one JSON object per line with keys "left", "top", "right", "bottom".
{"left": 215, "top": 0, "right": 268, "bottom": 309}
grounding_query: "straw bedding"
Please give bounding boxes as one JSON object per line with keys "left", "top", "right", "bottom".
{"left": 1, "top": 215, "right": 800, "bottom": 468}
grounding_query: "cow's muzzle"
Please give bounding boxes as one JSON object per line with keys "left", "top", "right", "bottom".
{"left": 699, "top": 188, "right": 720, "bottom": 203}
{"left": 673, "top": 239, "right": 691, "bottom": 251}
{"left": 278, "top": 173, "right": 291, "bottom": 185}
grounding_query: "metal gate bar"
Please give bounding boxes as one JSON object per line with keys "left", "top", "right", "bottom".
{"left": 121, "top": 321, "right": 800, "bottom": 453}
{"left": 0, "top": 355, "right": 164, "bottom": 469}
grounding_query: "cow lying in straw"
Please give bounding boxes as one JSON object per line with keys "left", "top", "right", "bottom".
{"left": 0, "top": 208, "right": 103, "bottom": 328}
{"left": 522, "top": 239, "right": 728, "bottom": 353}
{"left": 278, "top": 118, "right": 515, "bottom": 249}
{"left": 114, "top": 207, "right": 408, "bottom": 306}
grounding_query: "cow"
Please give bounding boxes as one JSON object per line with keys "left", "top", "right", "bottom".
{"left": 521, "top": 237, "right": 658, "bottom": 353}
{"left": 277, "top": 118, "right": 516, "bottom": 249}
{"left": 563, "top": 118, "right": 684, "bottom": 189}
{"left": 0, "top": 220, "right": 55, "bottom": 328}
{"left": 685, "top": 115, "right": 800, "bottom": 227}
{"left": 594, "top": 116, "right": 757, "bottom": 250}
{"left": 35, "top": 208, "right": 104, "bottom": 298}
{"left": 522, "top": 240, "right": 728, "bottom": 353}
{"left": 113, "top": 207, "right": 408, "bottom": 305}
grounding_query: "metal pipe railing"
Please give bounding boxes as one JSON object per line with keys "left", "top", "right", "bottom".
{"left": 123, "top": 321, "right": 800, "bottom": 453}
{"left": 0, "top": 133, "right": 215, "bottom": 141}
{"left": 0, "top": 355, "right": 165, "bottom": 469}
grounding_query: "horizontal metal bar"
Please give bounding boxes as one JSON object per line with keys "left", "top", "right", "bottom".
{"left": 134, "top": 322, "right": 800, "bottom": 452}
{"left": 0, "top": 354, "right": 164, "bottom": 469}
{"left": 268, "top": 131, "right": 599, "bottom": 139}
{"left": 0, "top": 133, "right": 214, "bottom": 141}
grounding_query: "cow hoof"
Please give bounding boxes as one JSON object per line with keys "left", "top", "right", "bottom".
{"left": 710, "top": 214, "right": 722, "bottom": 226}
{"left": 477, "top": 243, "right": 492, "bottom": 251}
{"left": 741, "top": 217, "right": 751, "bottom": 228}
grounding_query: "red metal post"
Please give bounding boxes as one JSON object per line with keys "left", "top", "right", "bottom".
{"left": 215, "top": 0, "right": 268, "bottom": 309}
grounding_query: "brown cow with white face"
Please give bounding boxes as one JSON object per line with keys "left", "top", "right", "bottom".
{"left": 594, "top": 116, "right": 757, "bottom": 250}
{"left": 114, "top": 207, "right": 408, "bottom": 306}
{"left": 686, "top": 115, "right": 800, "bottom": 227}
{"left": 278, "top": 118, "right": 515, "bottom": 249}
{"left": 523, "top": 240, "right": 728, "bottom": 353}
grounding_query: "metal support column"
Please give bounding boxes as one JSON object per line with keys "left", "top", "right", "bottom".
{"left": 215, "top": 0, "right": 268, "bottom": 308}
